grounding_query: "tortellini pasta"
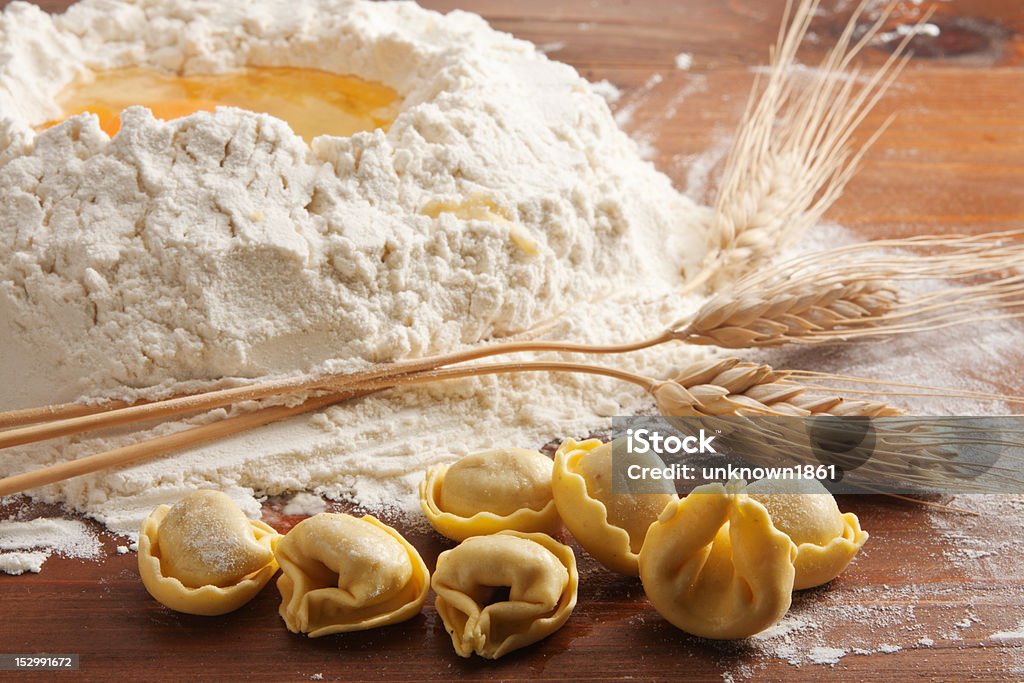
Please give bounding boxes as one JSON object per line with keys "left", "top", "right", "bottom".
{"left": 420, "top": 448, "right": 560, "bottom": 541}
{"left": 432, "top": 531, "right": 578, "bottom": 659}
{"left": 552, "top": 438, "right": 677, "bottom": 575}
{"left": 638, "top": 482, "right": 797, "bottom": 640}
{"left": 744, "top": 477, "right": 868, "bottom": 589}
{"left": 275, "top": 513, "right": 429, "bottom": 637}
{"left": 138, "top": 489, "right": 280, "bottom": 616}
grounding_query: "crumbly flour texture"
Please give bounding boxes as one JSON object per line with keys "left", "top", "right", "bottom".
{"left": 0, "top": 0, "right": 712, "bottom": 553}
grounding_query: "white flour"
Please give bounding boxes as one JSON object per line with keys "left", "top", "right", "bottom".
{"left": 0, "top": 517, "right": 101, "bottom": 574}
{"left": 282, "top": 492, "right": 327, "bottom": 517}
{"left": 0, "top": 0, "right": 711, "bottom": 548}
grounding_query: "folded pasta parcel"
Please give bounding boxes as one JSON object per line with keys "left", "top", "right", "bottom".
{"left": 275, "top": 513, "right": 429, "bottom": 636}
{"left": 552, "top": 438, "right": 677, "bottom": 575}
{"left": 138, "top": 489, "right": 281, "bottom": 616}
{"left": 432, "top": 531, "right": 578, "bottom": 659}
{"left": 744, "top": 477, "right": 868, "bottom": 590}
{"left": 638, "top": 482, "right": 797, "bottom": 640}
{"left": 420, "top": 448, "right": 560, "bottom": 541}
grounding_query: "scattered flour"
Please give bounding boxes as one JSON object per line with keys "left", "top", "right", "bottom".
{"left": 674, "top": 52, "right": 693, "bottom": 70}
{"left": 751, "top": 615, "right": 819, "bottom": 642}
{"left": 807, "top": 646, "right": 846, "bottom": 665}
{"left": 282, "top": 492, "right": 327, "bottom": 517}
{"left": 0, "top": 518, "right": 101, "bottom": 574}
{"left": 615, "top": 71, "right": 707, "bottom": 162}
{"left": 0, "top": 551, "right": 49, "bottom": 575}
{"left": 537, "top": 41, "right": 567, "bottom": 55}
{"left": 991, "top": 625, "right": 1024, "bottom": 641}
{"left": 674, "top": 133, "right": 732, "bottom": 203}
{"left": 588, "top": 79, "right": 622, "bottom": 104}
{"left": 613, "top": 73, "right": 664, "bottom": 128}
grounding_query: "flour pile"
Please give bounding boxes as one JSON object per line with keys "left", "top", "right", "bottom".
{"left": 0, "top": 0, "right": 711, "bottom": 543}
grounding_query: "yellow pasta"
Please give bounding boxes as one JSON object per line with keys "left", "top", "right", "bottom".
{"left": 745, "top": 477, "right": 868, "bottom": 589}
{"left": 551, "top": 438, "right": 676, "bottom": 575}
{"left": 138, "top": 489, "right": 280, "bottom": 616}
{"left": 275, "top": 513, "right": 429, "bottom": 636}
{"left": 638, "top": 482, "right": 797, "bottom": 639}
{"left": 420, "top": 448, "right": 560, "bottom": 541}
{"left": 432, "top": 531, "right": 577, "bottom": 659}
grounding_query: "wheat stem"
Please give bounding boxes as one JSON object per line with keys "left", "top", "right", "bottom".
{"left": 790, "top": 370, "right": 1024, "bottom": 405}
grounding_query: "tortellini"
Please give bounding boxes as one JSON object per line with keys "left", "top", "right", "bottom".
{"left": 275, "top": 513, "right": 429, "bottom": 637}
{"left": 638, "top": 482, "right": 797, "bottom": 640}
{"left": 138, "top": 489, "right": 280, "bottom": 616}
{"left": 552, "top": 438, "right": 677, "bottom": 575}
{"left": 420, "top": 448, "right": 560, "bottom": 541}
{"left": 432, "top": 531, "right": 578, "bottom": 659}
{"left": 745, "top": 478, "right": 868, "bottom": 589}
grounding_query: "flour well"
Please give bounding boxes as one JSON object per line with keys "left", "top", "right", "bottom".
{"left": 0, "top": 0, "right": 711, "bottom": 546}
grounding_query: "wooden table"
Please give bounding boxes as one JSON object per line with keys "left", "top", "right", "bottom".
{"left": 2, "top": 1, "right": 1023, "bottom": 680}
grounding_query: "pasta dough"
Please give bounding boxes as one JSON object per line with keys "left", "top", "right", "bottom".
{"left": 551, "top": 438, "right": 676, "bottom": 575}
{"left": 138, "top": 489, "right": 280, "bottom": 616}
{"left": 432, "top": 531, "right": 577, "bottom": 659}
{"left": 420, "top": 448, "right": 560, "bottom": 541}
{"left": 745, "top": 478, "right": 868, "bottom": 589}
{"left": 638, "top": 482, "right": 797, "bottom": 639}
{"left": 275, "top": 513, "right": 429, "bottom": 636}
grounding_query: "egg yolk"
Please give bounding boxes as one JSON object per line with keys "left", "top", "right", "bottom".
{"left": 42, "top": 66, "right": 399, "bottom": 141}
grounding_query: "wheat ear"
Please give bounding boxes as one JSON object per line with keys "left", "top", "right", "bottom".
{"left": 648, "top": 357, "right": 901, "bottom": 417}
{"left": 691, "top": 0, "right": 913, "bottom": 291}
{"left": 676, "top": 229, "right": 1024, "bottom": 347}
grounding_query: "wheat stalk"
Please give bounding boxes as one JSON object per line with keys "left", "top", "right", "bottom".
{"left": 8, "top": 351, "right": 1024, "bottom": 498}
{"left": 647, "top": 363, "right": 1024, "bottom": 495}
{"left": 691, "top": 0, "right": 915, "bottom": 291}
{"left": 679, "top": 279, "right": 899, "bottom": 348}
{"left": 356, "top": 355, "right": 903, "bottom": 419}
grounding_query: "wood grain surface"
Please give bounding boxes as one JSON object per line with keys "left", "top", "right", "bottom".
{"left": 2, "top": 1, "right": 1023, "bottom": 681}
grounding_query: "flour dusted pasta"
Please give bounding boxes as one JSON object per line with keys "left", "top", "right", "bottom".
{"left": 138, "top": 490, "right": 280, "bottom": 616}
